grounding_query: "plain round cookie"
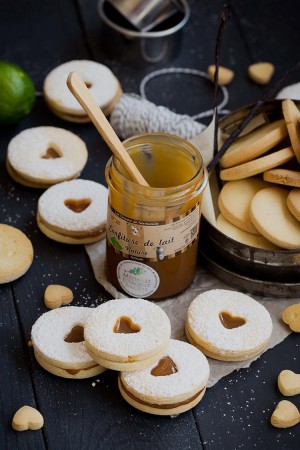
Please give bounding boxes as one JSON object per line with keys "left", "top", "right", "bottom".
{"left": 287, "top": 189, "right": 300, "bottom": 221}
{"left": 84, "top": 298, "right": 171, "bottom": 371}
{"left": 250, "top": 187, "right": 300, "bottom": 249}
{"left": 31, "top": 306, "right": 105, "bottom": 379}
{"left": 0, "top": 224, "right": 34, "bottom": 284}
{"left": 219, "top": 119, "right": 288, "bottom": 169}
{"left": 282, "top": 99, "right": 300, "bottom": 163}
{"left": 185, "top": 289, "right": 273, "bottom": 361}
{"left": 220, "top": 147, "right": 294, "bottom": 181}
{"left": 43, "top": 60, "right": 122, "bottom": 122}
{"left": 263, "top": 168, "right": 300, "bottom": 188}
{"left": 218, "top": 177, "right": 269, "bottom": 234}
{"left": 119, "top": 339, "right": 209, "bottom": 416}
{"left": 6, "top": 126, "right": 88, "bottom": 188}
{"left": 216, "top": 214, "right": 280, "bottom": 250}
{"left": 37, "top": 179, "right": 108, "bottom": 244}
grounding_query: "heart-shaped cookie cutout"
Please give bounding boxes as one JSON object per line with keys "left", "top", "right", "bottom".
{"left": 271, "top": 400, "right": 300, "bottom": 428}
{"left": 44, "top": 284, "right": 73, "bottom": 309}
{"left": 113, "top": 316, "right": 141, "bottom": 334}
{"left": 64, "top": 325, "right": 84, "bottom": 343}
{"left": 12, "top": 405, "right": 44, "bottom": 431}
{"left": 41, "top": 146, "right": 61, "bottom": 159}
{"left": 278, "top": 370, "right": 300, "bottom": 396}
{"left": 282, "top": 303, "right": 300, "bottom": 332}
{"left": 64, "top": 199, "right": 91, "bottom": 213}
{"left": 151, "top": 357, "right": 178, "bottom": 377}
{"left": 219, "top": 311, "right": 246, "bottom": 329}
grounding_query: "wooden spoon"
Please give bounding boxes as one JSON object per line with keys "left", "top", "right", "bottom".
{"left": 67, "top": 71, "right": 149, "bottom": 186}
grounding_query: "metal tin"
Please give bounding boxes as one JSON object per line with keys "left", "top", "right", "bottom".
{"left": 199, "top": 100, "right": 300, "bottom": 298}
{"left": 97, "top": 0, "right": 190, "bottom": 63}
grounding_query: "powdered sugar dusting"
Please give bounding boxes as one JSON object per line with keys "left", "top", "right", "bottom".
{"left": 31, "top": 306, "right": 94, "bottom": 364}
{"left": 84, "top": 298, "right": 171, "bottom": 357}
{"left": 44, "top": 60, "right": 119, "bottom": 111}
{"left": 38, "top": 179, "right": 108, "bottom": 231}
{"left": 8, "top": 127, "right": 88, "bottom": 180}
{"left": 121, "top": 339, "right": 209, "bottom": 400}
{"left": 187, "top": 289, "right": 273, "bottom": 352}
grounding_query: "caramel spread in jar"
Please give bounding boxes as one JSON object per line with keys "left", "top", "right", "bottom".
{"left": 105, "top": 133, "right": 207, "bottom": 299}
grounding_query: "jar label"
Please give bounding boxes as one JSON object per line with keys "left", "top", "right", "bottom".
{"left": 117, "top": 260, "right": 160, "bottom": 297}
{"left": 107, "top": 203, "right": 200, "bottom": 261}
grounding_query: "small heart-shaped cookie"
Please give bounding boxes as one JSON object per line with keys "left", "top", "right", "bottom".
{"left": 44, "top": 284, "right": 73, "bottom": 309}
{"left": 12, "top": 405, "right": 44, "bottom": 431}
{"left": 278, "top": 370, "right": 300, "bottom": 396}
{"left": 270, "top": 400, "right": 300, "bottom": 428}
{"left": 207, "top": 65, "right": 234, "bottom": 86}
{"left": 248, "top": 62, "right": 275, "bottom": 85}
{"left": 282, "top": 303, "right": 300, "bottom": 332}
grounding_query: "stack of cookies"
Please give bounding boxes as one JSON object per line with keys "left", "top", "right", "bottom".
{"left": 31, "top": 298, "right": 210, "bottom": 416}
{"left": 216, "top": 99, "right": 300, "bottom": 250}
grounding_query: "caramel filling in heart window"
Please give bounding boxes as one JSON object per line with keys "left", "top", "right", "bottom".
{"left": 64, "top": 325, "right": 84, "bottom": 343}
{"left": 41, "top": 145, "right": 62, "bottom": 159}
{"left": 64, "top": 199, "right": 91, "bottom": 213}
{"left": 151, "top": 356, "right": 178, "bottom": 376}
{"left": 113, "top": 316, "right": 141, "bottom": 334}
{"left": 84, "top": 81, "right": 92, "bottom": 88}
{"left": 219, "top": 311, "right": 246, "bottom": 329}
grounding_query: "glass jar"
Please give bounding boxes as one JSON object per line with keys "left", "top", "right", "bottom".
{"left": 105, "top": 133, "right": 207, "bottom": 299}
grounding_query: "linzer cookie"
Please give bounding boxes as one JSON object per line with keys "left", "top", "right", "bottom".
{"left": 43, "top": 60, "right": 122, "bottom": 122}
{"left": 218, "top": 177, "right": 270, "bottom": 234}
{"left": 250, "top": 187, "right": 300, "bottom": 249}
{"left": 6, "top": 127, "right": 88, "bottom": 188}
{"left": 0, "top": 224, "right": 34, "bottom": 284}
{"left": 219, "top": 119, "right": 288, "bottom": 169}
{"left": 282, "top": 99, "right": 300, "bottom": 163}
{"left": 185, "top": 289, "right": 272, "bottom": 361}
{"left": 37, "top": 179, "right": 108, "bottom": 244}
{"left": 216, "top": 214, "right": 280, "bottom": 250}
{"left": 119, "top": 339, "right": 209, "bottom": 416}
{"left": 31, "top": 306, "right": 105, "bottom": 379}
{"left": 84, "top": 298, "right": 171, "bottom": 371}
{"left": 220, "top": 147, "right": 294, "bottom": 181}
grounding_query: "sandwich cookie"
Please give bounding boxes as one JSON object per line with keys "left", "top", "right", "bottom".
{"left": 6, "top": 127, "right": 88, "bottom": 188}
{"left": 43, "top": 60, "right": 122, "bottom": 122}
{"left": 287, "top": 189, "right": 300, "bottom": 221}
{"left": 250, "top": 187, "right": 300, "bottom": 249}
{"left": 185, "top": 289, "right": 272, "bottom": 361}
{"left": 282, "top": 99, "right": 300, "bottom": 163}
{"left": 0, "top": 224, "right": 34, "bottom": 284}
{"left": 220, "top": 147, "right": 294, "bottom": 181}
{"left": 216, "top": 214, "right": 280, "bottom": 250}
{"left": 31, "top": 306, "right": 105, "bottom": 379}
{"left": 218, "top": 177, "right": 269, "bottom": 234}
{"left": 37, "top": 179, "right": 108, "bottom": 244}
{"left": 219, "top": 119, "right": 288, "bottom": 169}
{"left": 84, "top": 298, "right": 171, "bottom": 371}
{"left": 119, "top": 339, "right": 209, "bottom": 416}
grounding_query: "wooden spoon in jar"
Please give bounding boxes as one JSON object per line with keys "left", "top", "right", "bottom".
{"left": 67, "top": 71, "right": 149, "bottom": 186}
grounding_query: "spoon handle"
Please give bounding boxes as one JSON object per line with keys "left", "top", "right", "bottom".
{"left": 67, "top": 71, "right": 149, "bottom": 186}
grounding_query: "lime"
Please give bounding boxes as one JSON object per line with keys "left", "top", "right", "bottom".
{"left": 0, "top": 61, "right": 35, "bottom": 125}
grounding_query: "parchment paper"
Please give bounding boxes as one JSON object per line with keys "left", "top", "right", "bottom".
{"left": 85, "top": 239, "right": 298, "bottom": 388}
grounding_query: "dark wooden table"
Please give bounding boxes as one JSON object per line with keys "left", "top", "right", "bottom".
{"left": 1, "top": 1, "right": 300, "bottom": 449}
